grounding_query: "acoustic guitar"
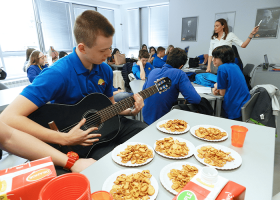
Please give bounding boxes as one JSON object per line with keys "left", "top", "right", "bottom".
{"left": 28, "top": 77, "right": 171, "bottom": 157}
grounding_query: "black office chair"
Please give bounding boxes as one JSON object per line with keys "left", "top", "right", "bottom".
{"left": 243, "top": 63, "right": 255, "bottom": 77}
{"left": 241, "top": 92, "right": 260, "bottom": 122}
{"left": 0, "top": 83, "right": 8, "bottom": 90}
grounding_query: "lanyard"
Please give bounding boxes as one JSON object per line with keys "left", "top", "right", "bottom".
{"left": 38, "top": 65, "right": 42, "bottom": 70}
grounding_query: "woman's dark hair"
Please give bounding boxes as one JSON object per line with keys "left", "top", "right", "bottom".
{"left": 112, "top": 48, "right": 119, "bottom": 57}
{"left": 212, "top": 45, "right": 235, "bottom": 64}
{"left": 211, "top": 18, "right": 229, "bottom": 40}
{"left": 149, "top": 46, "right": 157, "bottom": 54}
{"left": 26, "top": 48, "right": 35, "bottom": 61}
{"left": 232, "top": 45, "right": 243, "bottom": 68}
{"left": 166, "top": 48, "right": 188, "bottom": 69}
{"left": 59, "top": 51, "right": 68, "bottom": 59}
{"left": 141, "top": 44, "right": 147, "bottom": 50}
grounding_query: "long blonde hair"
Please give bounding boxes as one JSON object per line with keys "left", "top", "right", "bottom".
{"left": 166, "top": 45, "right": 174, "bottom": 55}
{"left": 27, "top": 50, "right": 41, "bottom": 68}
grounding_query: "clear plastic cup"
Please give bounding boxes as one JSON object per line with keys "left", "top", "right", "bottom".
{"left": 39, "top": 173, "right": 91, "bottom": 200}
{"left": 231, "top": 125, "right": 248, "bottom": 147}
{"left": 201, "top": 167, "right": 218, "bottom": 184}
{"left": 91, "top": 191, "right": 113, "bottom": 200}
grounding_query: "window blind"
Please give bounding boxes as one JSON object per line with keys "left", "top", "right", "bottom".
{"left": 37, "top": 0, "right": 73, "bottom": 52}
{"left": 149, "top": 5, "right": 169, "bottom": 47}
{"left": 73, "top": 4, "right": 96, "bottom": 20}
{"left": 140, "top": 7, "right": 149, "bottom": 47}
{"left": 127, "top": 9, "right": 140, "bottom": 49}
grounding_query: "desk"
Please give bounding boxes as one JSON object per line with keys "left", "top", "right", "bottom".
{"left": 0, "top": 86, "right": 26, "bottom": 112}
{"left": 251, "top": 66, "right": 280, "bottom": 89}
{"left": 109, "top": 64, "right": 124, "bottom": 71}
{"left": 81, "top": 109, "right": 275, "bottom": 199}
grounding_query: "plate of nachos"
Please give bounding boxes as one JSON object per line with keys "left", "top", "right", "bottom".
{"left": 157, "top": 119, "right": 190, "bottom": 134}
{"left": 153, "top": 137, "right": 195, "bottom": 159}
{"left": 112, "top": 142, "right": 154, "bottom": 167}
{"left": 190, "top": 125, "right": 228, "bottom": 142}
{"left": 160, "top": 162, "right": 202, "bottom": 195}
{"left": 194, "top": 144, "right": 242, "bottom": 170}
{"left": 102, "top": 169, "right": 159, "bottom": 200}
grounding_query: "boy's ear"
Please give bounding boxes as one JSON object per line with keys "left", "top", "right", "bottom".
{"left": 77, "top": 43, "right": 86, "bottom": 54}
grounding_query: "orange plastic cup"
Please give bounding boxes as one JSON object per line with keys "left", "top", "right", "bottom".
{"left": 231, "top": 125, "right": 248, "bottom": 147}
{"left": 39, "top": 173, "right": 91, "bottom": 200}
{"left": 91, "top": 191, "right": 113, "bottom": 200}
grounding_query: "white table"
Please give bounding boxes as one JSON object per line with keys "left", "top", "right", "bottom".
{"left": 81, "top": 109, "right": 275, "bottom": 199}
{"left": 0, "top": 86, "right": 26, "bottom": 112}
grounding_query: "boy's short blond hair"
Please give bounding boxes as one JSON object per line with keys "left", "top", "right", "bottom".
{"left": 74, "top": 10, "right": 115, "bottom": 48}
{"left": 157, "top": 46, "right": 165, "bottom": 53}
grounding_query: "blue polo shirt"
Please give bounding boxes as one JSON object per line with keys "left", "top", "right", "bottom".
{"left": 153, "top": 56, "right": 166, "bottom": 68}
{"left": 27, "top": 64, "right": 48, "bottom": 83}
{"left": 162, "top": 55, "right": 168, "bottom": 62}
{"left": 21, "top": 47, "right": 113, "bottom": 107}
{"left": 132, "top": 62, "right": 155, "bottom": 80}
{"left": 142, "top": 64, "right": 201, "bottom": 125}
{"left": 217, "top": 63, "right": 250, "bottom": 119}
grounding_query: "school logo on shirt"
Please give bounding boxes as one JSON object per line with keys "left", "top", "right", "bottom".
{"left": 98, "top": 79, "right": 105, "bottom": 85}
{"left": 148, "top": 67, "right": 151, "bottom": 70}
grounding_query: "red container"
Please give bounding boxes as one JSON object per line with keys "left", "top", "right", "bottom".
{"left": 231, "top": 125, "right": 248, "bottom": 147}
{"left": 91, "top": 191, "right": 113, "bottom": 200}
{"left": 39, "top": 173, "right": 91, "bottom": 200}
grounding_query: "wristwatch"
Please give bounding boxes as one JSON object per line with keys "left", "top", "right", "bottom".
{"left": 63, "top": 151, "right": 79, "bottom": 171}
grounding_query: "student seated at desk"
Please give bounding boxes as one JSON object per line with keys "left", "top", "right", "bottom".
{"left": 27, "top": 50, "right": 49, "bottom": 83}
{"left": 0, "top": 10, "right": 147, "bottom": 160}
{"left": 153, "top": 46, "right": 166, "bottom": 68}
{"left": 142, "top": 48, "right": 201, "bottom": 125}
{"left": 163, "top": 45, "right": 174, "bottom": 62}
{"left": 107, "top": 48, "right": 120, "bottom": 65}
{"left": 212, "top": 45, "right": 250, "bottom": 121}
{"left": 23, "top": 48, "right": 35, "bottom": 72}
{"left": 132, "top": 50, "right": 155, "bottom": 80}
{"left": 148, "top": 46, "right": 157, "bottom": 64}
{"left": 0, "top": 120, "right": 94, "bottom": 172}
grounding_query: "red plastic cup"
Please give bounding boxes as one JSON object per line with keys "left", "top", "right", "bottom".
{"left": 39, "top": 173, "right": 91, "bottom": 200}
{"left": 231, "top": 125, "right": 248, "bottom": 147}
{"left": 91, "top": 191, "right": 113, "bottom": 200}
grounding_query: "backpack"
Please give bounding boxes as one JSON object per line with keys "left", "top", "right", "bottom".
{"left": 121, "top": 62, "right": 134, "bottom": 92}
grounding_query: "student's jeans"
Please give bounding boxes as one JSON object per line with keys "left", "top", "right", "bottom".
{"left": 114, "top": 92, "right": 133, "bottom": 102}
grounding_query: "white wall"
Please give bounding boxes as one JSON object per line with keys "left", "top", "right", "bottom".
{"left": 169, "top": 0, "right": 280, "bottom": 67}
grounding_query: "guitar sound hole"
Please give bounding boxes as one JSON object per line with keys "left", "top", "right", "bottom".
{"left": 81, "top": 110, "right": 103, "bottom": 133}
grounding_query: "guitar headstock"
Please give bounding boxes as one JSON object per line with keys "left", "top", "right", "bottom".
{"left": 154, "top": 77, "right": 172, "bottom": 94}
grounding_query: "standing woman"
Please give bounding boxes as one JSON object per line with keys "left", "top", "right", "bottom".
{"left": 206, "top": 18, "right": 259, "bottom": 73}
{"left": 27, "top": 50, "right": 49, "bottom": 83}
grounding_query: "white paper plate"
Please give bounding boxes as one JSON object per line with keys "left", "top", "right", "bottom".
{"left": 111, "top": 142, "right": 154, "bottom": 167}
{"left": 156, "top": 119, "right": 190, "bottom": 134}
{"left": 160, "top": 161, "right": 202, "bottom": 195}
{"left": 102, "top": 169, "right": 159, "bottom": 200}
{"left": 194, "top": 144, "right": 242, "bottom": 170}
{"left": 153, "top": 137, "right": 195, "bottom": 159}
{"left": 190, "top": 125, "right": 228, "bottom": 142}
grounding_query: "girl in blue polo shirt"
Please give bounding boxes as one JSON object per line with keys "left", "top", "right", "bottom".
{"left": 26, "top": 50, "right": 49, "bottom": 83}
{"left": 212, "top": 45, "right": 250, "bottom": 120}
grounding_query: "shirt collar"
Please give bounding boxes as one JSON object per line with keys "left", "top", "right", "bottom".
{"left": 163, "top": 64, "right": 173, "bottom": 68}
{"left": 69, "top": 47, "right": 100, "bottom": 75}
{"left": 214, "top": 32, "right": 225, "bottom": 40}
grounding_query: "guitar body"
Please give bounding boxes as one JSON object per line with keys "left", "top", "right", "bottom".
{"left": 28, "top": 93, "right": 120, "bottom": 157}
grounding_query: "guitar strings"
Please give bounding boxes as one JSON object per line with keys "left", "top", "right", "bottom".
{"left": 59, "top": 86, "right": 158, "bottom": 133}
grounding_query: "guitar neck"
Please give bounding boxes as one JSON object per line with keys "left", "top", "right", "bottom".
{"left": 98, "top": 85, "right": 158, "bottom": 123}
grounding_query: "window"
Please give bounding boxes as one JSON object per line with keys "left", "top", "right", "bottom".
{"left": 36, "top": 0, "right": 73, "bottom": 52}
{"left": 0, "top": 0, "right": 39, "bottom": 78}
{"left": 149, "top": 5, "right": 169, "bottom": 47}
{"left": 97, "top": 8, "right": 116, "bottom": 48}
{"left": 73, "top": 4, "right": 96, "bottom": 20}
{"left": 140, "top": 7, "right": 149, "bottom": 47}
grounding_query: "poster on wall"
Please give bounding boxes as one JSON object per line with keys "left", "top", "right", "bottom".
{"left": 181, "top": 17, "right": 198, "bottom": 41}
{"left": 215, "top": 11, "right": 236, "bottom": 33}
{"left": 254, "top": 7, "right": 280, "bottom": 39}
